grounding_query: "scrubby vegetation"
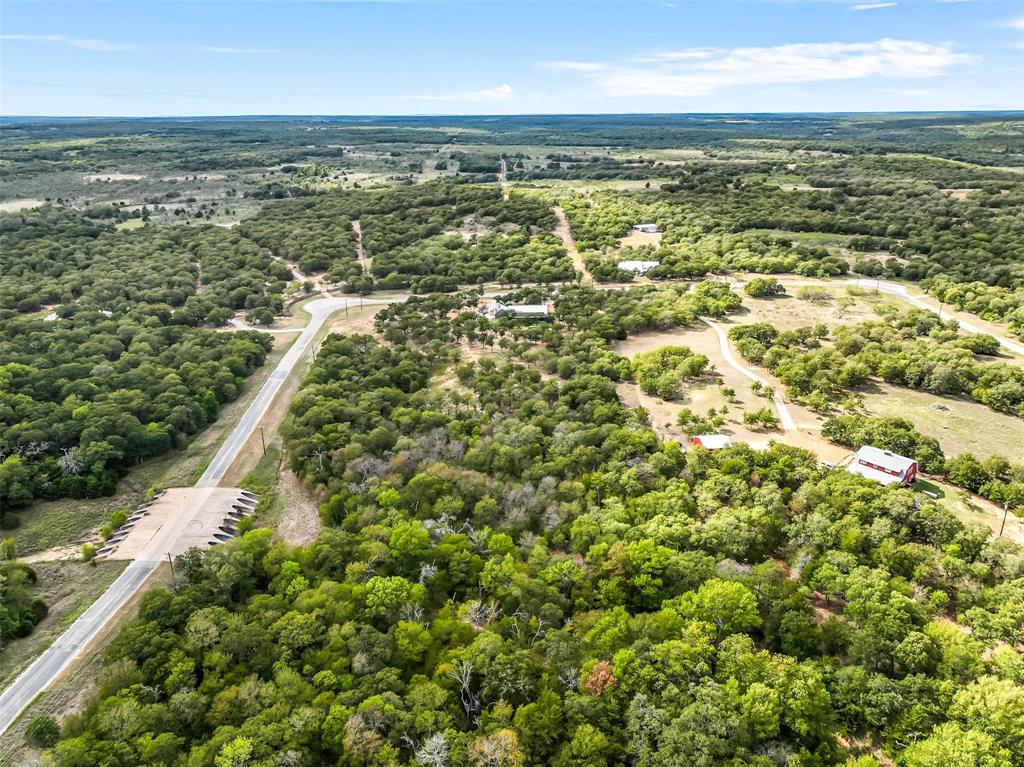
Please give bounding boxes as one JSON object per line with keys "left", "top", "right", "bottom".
{"left": 0, "top": 543, "right": 48, "bottom": 646}
{"left": 54, "top": 313, "right": 1024, "bottom": 766}
{"left": 4, "top": 113, "right": 1024, "bottom": 766}
{"left": 731, "top": 308, "right": 1023, "bottom": 417}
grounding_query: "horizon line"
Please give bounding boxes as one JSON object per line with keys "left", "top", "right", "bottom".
{"left": 2, "top": 109, "right": 1023, "bottom": 122}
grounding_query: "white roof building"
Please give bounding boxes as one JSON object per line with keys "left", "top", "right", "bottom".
{"left": 847, "top": 445, "right": 919, "bottom": 486}
{"left": 482, "top": 301, "right": 553, "bottom": 319}
{"left": 617, "top": 260, "right": 660, "bottom": 275}
{"left": 632, "top": 223, "right": 659, "bottom": 233}
{"left": 693, "top": 434, "right": 733, "bottom": 450}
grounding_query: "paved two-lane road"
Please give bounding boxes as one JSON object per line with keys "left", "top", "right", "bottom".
{"left": 0, "top": 295, "right": 399, "bottom": 736}
{"left": 4, "top": 275, "right": 1023, "bottom": 736}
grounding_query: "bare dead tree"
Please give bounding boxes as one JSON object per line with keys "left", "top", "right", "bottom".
{"left": 415, "top": 733, "right": 449, "bottom": 767}
{"left": 58, "top": 447, "right": 83, "bottom": 476}
{"left": 447, "top": 660, "right": 480, "bottom": 724}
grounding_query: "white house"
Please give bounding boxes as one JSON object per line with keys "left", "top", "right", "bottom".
{"left": 693, "top": 434, "right": 733, "bottom": 450}
{"left": 617, "top": 260, "right": 661, "bottom": 276}
{"left": 482, "top": 301, "right": 554, "bottom": 320}
{"left": 632, "top": 223, "right": 659, "bottom": 234}
{"left": 847, "top": 445, "right": 918, "bottom": 486}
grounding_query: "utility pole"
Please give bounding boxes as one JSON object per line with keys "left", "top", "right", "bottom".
{"left": 167, "top": 552, "right": 177, "bottom": 590}
{"left": 259, "top": 426, "right": 267, "bottom": 456}
{"left": 999, "top": 505, "right": 1009, "bottom": 538}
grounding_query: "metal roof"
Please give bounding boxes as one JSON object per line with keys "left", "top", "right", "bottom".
{"left": 847, "top": 445, "right": 917, "bottom": 485}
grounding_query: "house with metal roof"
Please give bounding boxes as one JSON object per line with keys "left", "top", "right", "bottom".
{"left": 482, "top": 301, "right": 554, "bottom": 320}
{"left": 847, "top": 445, "right": 918, "bottom": 486}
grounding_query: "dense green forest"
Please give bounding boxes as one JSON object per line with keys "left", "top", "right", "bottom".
{"left": 239, "top": 182, "right": 573, "bottom": 292}
{"left": 0, "top": 207, "right": 277, "bottom": 522}
{"left": 54, "top": 285, "right": 1024, "bottom": 766}
{"left": 2, "top": 114, "right": 1023, "bottom": 765}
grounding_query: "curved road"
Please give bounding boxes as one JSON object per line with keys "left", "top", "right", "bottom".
{"left": 4, "top": 274, "right": 1021, "bottom": 735}
{"left": 0, "top": 295, "right": 400, "bottom": 736}
{"left": 701, "top": 318, "right": 798, "bottom": 432}
{"left": 849, "top": 279, "right": 1024, "bottom": 357}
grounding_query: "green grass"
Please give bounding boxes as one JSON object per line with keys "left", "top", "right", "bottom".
{"left": 240, "top": 444, "right": 284, "bottom": 527}
{"left": 0, "top": 560, "right": 128, "bottom": 690}
{"left": 115, "top": 218, "right": 144, "bottom": 231}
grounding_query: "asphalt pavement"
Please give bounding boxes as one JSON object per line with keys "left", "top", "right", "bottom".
{"left": 0, "top": 295, "right": 398, "bottom": 736}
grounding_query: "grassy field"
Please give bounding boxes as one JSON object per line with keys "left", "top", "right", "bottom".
{"left": 922, "top": 479, "right": 1024, "bottom": 545}
{"left": 0, "top": 560, "right": 129, "bottom": 691}
{"left": 861, "top": 382, "right": 1024, "bottom": 462}
{"left": 114, "top": 218, "right": 144, "bottom": 231}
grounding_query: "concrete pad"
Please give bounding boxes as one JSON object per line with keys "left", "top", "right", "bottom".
{"left": 100, "top": 487, "right": 256, "bottom": 562}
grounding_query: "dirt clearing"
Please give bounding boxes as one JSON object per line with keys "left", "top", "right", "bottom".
{"left": 0, "top": 199, "right": 47, "bottom": 213}
{"left": 82, "top": 173, "right": 144, "bottom": 182}
{"left": 733, "top": 290, "right": 882, "bottom": 332}
{"left": 616, "top": 229, "right": 663, "bottom": 249}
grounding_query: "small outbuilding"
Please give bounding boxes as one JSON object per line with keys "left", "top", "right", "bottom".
{"left": 482, "top": 301, "right": 554, "bottom": 320}
{"left": 617, "top": 260, "right": 661, "bottom": 276}
{"left": 632, "top": 223, "right": 659, "bottom": 234}
{"left": 847, "top": 445, "right": 918, "bottom": 486}
{"left": 693, "top": 434, "right": 733, "bottom": 450}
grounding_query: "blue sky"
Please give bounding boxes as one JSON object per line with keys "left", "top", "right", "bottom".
{"left": 1, "top": 0, "right": 1021, "bottom": 116}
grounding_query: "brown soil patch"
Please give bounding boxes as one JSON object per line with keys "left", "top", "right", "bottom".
{"left": 616, "top": 230, "right": 663, "bottom": 249}
{"left": 553, "top": 205, "right": 592, "bottom": 284}
{"left": 731, "top": 291, "right": 880, "bottom": 332}
{"left": 275, "top": 465, "right": 322, "bottom": 546}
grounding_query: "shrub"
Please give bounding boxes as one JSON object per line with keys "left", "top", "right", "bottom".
{"left": 25, "top": 714, "right": 60, "bottom": 747}
{"left": 744, "top": 277, "right": 786, "bottom": 298}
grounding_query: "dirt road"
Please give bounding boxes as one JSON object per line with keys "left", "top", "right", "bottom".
{"left": 353, "top": 219, "right": 371, "bottom": 277}
{"left": 701, "top": 318, "right": 798, "bottom": 432}
{"left": 553, "top": 206, "right": 592, "bottom": 285}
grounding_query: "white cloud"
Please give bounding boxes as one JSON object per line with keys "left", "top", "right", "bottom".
{"left": 997, "top": 16, "right": 1024, "bottom": 30}
{"left": 0, "top": 33, "right": 138, "bottom": 52}
{"left": 200, "top": 46, "right": 281, "bottom": 54}
{"left": 410, "top": 83, "right": 513, "bottom": 101}
{"left": 542, "top": 39, "right": 971, "bottom": 98}
{"left": 852, "top": 3, "right": 897, "bottom": 10}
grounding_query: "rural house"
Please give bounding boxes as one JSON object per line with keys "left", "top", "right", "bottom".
{"left": 847, "top": 445, "right": 918, "bottom": 486}
{"left": 482, "top": 301, "right": 555, "bottom": 320}
{"left": 626, "top": 221, "right": 659, "bottom": 233}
